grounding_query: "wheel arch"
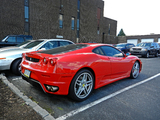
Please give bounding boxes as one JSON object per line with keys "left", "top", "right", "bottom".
{"left": 68, "top": 67, "right": 96, "bottom": 92}
{"left": 134, "top": 59, "right": 142, "bottom": 73}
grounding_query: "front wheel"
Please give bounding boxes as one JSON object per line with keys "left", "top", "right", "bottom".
{"left": 130, "top": 61, "right": 140, "bottom": 79}
{"left": 145, "top": 52, "right": 149, "bottom": 58}
{"left": 155, "top": 51, "right": 159, "bottom": 57}
{"left": 69, "top": 69, "right": 94, "bottom": 101}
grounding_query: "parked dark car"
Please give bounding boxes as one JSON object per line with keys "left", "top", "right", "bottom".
{"left": 130, "top": 42, "right": 159, "bottom": 58}
{"left": 0, "top": 35, "right": 33, "bottom": 48}
{"left": 116, "top": 43, "right": 135, "bottom": 53}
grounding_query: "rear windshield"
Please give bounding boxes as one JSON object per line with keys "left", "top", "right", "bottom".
{"left": 23, "top": 40, "right": 44, "bottom": 49}
{"left": 38, "top": 44, "right": 88, "bottom": 55}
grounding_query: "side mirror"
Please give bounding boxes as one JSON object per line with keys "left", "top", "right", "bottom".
{"left": 125, "top": 52, "right": 131, "bottom": 56}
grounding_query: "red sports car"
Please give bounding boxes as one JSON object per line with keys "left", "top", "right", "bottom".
{"left": 21, "top": 43, "right": 142, "bottom": 101}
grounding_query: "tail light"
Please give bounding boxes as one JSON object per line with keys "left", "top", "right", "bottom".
{"left": 43, "top": 57, "right": 48, "bottom": 64}
{"left": 49, "top": 58, "right": 57, "bottom": 66}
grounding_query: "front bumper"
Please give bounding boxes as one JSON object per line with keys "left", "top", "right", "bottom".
{"left": 130, "top": 51, "right": 147, "bottom": 56}
{"left": 0, "top": 59, "right": 12, "bottom": 70}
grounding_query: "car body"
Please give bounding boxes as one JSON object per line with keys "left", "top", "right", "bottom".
{"left": 157, "top": 42, "right": 160, "bottom": 53}
{"left": 20, "top": 43, "right": 142, "bottom": 101}
{"left": 0, "top": 35, "right": 33, "bottom": 48}
{"left": 0, "top": 39, "right": 74, "bottom": 75}
{"left": 116, "top": 43, "right": 135, "bottom": 53}
{"left": 130, "top": 42, "right": 159, "bottom": 58}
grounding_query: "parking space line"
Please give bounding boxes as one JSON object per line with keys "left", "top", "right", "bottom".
{"left": 56, "top": 73, "right": 160, "bottom": 120}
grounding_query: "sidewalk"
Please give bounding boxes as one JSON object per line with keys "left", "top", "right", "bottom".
{"left": 0, "top": 74, "right": 54, "bottom": 120}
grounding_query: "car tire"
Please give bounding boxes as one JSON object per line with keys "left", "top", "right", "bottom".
{"left": 155, "top": 51, "right": 158, "bottom": 57}
{"left": 145, "top": 52, "right": 149, "bottom": 58}
{"left": 130, "top": 61, "right": 140, "bottom": 79}
{"left": 11, "top": 59, "right": 22, "bottom": 75}
{"left": 69, "top": 69, "right": 94, "bottom": 101}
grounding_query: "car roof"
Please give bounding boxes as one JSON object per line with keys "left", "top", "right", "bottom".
{"left": 7, "top": 35, "right": 32, "bottom": 37}
{"left": 36, "top": 39, "right": 74, "bottom": 43}
{"left": 78, "top": 43, "right": 113, "bottom": 47}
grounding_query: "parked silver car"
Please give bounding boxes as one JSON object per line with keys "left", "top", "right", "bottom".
{"left": 0, "top": 39, "right": 74, "bottom": 75}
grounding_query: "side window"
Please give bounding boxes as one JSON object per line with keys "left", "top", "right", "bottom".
{"left": 17, "top": 37, "right": 25, "bottom": 42}
{"left": 101, "top": 46, "right": 124, "bottom": 57}
{"left": 40, "top": 41, "right": 58, "bottom": 50}
{"left": 92, "top": 47, "right": 105, "bottom": 55}
{"left": 24, "top": 36, "right": 32, "bottom": 40}
{"left": 59, "top": 41, "right": 73, "bottom": 47}
{"left": 50, "top": 41, "right": 58, "bottom": 48}
{"left": 126, "top": 44, "right": 129, "bottom": 49}
{"left": 6, "top": 37, "right": 16, "bottom": 42}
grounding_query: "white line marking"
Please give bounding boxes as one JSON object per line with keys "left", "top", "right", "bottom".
{"left": 56, "top": 73, "right": 160, "bottom": 120}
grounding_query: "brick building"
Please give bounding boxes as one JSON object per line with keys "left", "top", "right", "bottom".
{"left": 0, "top": 0, "right": 117, "bottom": 43}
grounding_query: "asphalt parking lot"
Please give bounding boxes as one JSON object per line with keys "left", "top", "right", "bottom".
{"left": 1, "top": 55, "right": 160, "bottom": 120}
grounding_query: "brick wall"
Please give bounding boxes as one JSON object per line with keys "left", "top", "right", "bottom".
{"left": 0, "top": 0, "right": 117, "bottom": 44}
{"left": 0, "top": 0, "right": 24, "bottom": 40}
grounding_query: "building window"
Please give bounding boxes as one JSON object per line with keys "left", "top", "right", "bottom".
{"left": 59, "top": 14, "right": 63, "bottom": 28}
{"left": 97, "top": 8, "right": 101, "bottom": 35}
{"left": 24, "top": 0, "right": 29, "bottom": 35}
{"left": 77, "top": 19, "right": 80, "bottom": 30}
{"left": 77, "top": 0, "right": 80, "bottom": 11}
{"left": 60, "top": 0, "right": 63, "bottom": 10}
{"left": 108, "top": 24, "right": 110, "bottom": 35}
{"left": 71, "top": 17, "right": 75, "bottom": 30}
{"left": 25, "top": 6, "right": 29, "bottom": 22}
{"left": 97, "top": 8, "right": 101, "bottom": 20}
{"left": 77, "top": 0, "right": 80, "bottom": 38}
{"left": 97, "top": 27, "right": 100, "bottom": 34}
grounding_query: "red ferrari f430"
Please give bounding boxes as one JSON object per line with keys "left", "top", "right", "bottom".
{"left": 21, "top": 43, "right": 142, "bottom": 101}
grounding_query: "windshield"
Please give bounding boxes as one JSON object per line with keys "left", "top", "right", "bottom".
{"left": 136, "top": 43, "right": 151, "bottom": 47}
{"left": 116, "top": 44, "right": 126, "bottom": 47}
{"left": 38, "top": 44, "right": 88, "bottom": 55}
{"left": 1, "top": 36, "right": 8, "bottom": 42}
{"left": 16, "top": 40, "right": 31, "bottom": 47}
{"left": 23, "top": 40, "right": 44, "bottom": 49}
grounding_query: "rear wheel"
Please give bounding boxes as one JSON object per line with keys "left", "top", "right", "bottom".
{"left": 11, "top": 59, "right": 22, "bottom": 75}
{"left": 130, "top": 61, "right": 140, "bottom": 79}
{"left": 69, "top": 69, "right": 94, "bottom": 101}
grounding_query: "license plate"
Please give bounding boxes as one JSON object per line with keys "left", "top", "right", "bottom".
{"left": 24, "top": 69, "right": 31, "bottom": 78}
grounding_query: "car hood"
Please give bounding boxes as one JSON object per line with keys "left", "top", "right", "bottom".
{"left": 132, "top": 46, "right": 149, "bottom": 49}
{"left": 116, "top": 47, "right": 123, "bottom": 49}
{"left": 0, "top": 48, "right": 35, "bottom": 58}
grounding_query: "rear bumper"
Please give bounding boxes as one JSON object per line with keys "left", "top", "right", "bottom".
{"left": 21, "top": 66, "right": 74, "bottom": 95}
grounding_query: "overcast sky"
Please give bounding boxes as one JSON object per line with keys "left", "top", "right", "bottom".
{"left": 103, "top": 0, "right": 160, "bottom": 36}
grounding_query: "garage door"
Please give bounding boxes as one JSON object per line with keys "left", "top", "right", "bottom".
{"left": 141, "top": 38, "right": 154, "bottom": 42}
{"left": 127, "top": 39, "right": 138, "bottom": 45}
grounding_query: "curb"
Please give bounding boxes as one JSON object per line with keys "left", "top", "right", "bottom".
{"left": 0, "top": 74, "right": 55, "bottom": 120}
